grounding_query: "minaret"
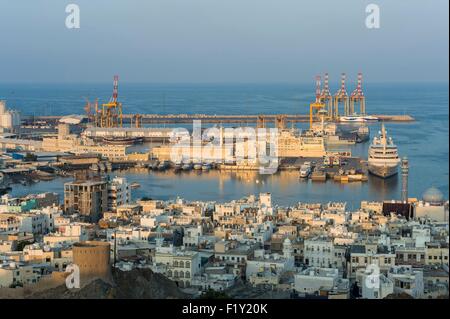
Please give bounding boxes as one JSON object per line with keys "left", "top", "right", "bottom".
{"left": 155, "top": 226, "right": 164, "bottom": 248}
{"left": 401, "top": 157, "right": 409, "bottom": 203}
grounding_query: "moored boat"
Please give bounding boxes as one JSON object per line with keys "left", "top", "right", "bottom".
{"left": 368, "top": 124, "right": 400, "bottom": 178}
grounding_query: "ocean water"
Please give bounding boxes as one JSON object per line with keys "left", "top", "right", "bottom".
{"left": 1, "top": 82, "right": 448, "bottom": 206}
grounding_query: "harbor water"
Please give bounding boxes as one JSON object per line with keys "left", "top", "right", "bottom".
{"left": 2, "top": 82, "right": 448, "bottom": 206}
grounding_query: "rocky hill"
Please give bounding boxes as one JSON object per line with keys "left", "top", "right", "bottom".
{"left": 25, "top": 268, "right": 188, "bottom": 299}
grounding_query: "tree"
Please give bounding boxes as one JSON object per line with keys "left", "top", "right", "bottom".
{"left": 23, "top": 153, "right": 37, "bottom": 162}
{"left": 17, "top": 240, "right": 33, "bottom": 251}
{"left": 198, "top": 289, "right": 231, "bottom": 299}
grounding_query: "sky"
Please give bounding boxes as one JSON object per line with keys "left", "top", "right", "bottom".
{"left": 0, "top": 0, "right": 448, "bottom": 83}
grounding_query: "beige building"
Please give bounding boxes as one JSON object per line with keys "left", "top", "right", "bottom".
{"left": 151, "top": 128, "right": 326, "bottom": 162}
{"left": 42, "top": 124, "right": 131, "bottom": 161}
{"left": 425, "top": 243, "right": 449, "bottom": 265}
{"left": 154, "top": 245, "right": 201, "bottom": 288}
{"left": 0, "top": 263, "right": 42, "bottom": 288}
{"left": 64, "top": 180, "right": 108, "bottom": 222}
{"left": 277, "top": 130, "right": 326, "bottom": 158}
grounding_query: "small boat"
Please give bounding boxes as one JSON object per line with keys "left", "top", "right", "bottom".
{"left": 332, "top": 157, "right": 341, "bottom": 166}
{"left": 362, "top": 115, "right": 379, "bottom": 121}
{"left": 151, "top": 161, "right": 159, "bottom": 170}
{"left": 182, "top": 163, "right": 193, "bottom": 171}
{"left": 340, "top": 116, "right": 366, "bottom": 123}
{"left": 130, "top": 182, "right": 141, "bottom": 189}
{"left": 193, "top": 163, "right": 203, "bottom": 170}
{"left": 355, "top": 125, "right": 370, "bottom": 143}
{"left": 157, "top": 161, "right": 170, "bottom": 171}
{"left": 202, "top": 163, "right": 211, "bottom": 171}
{"left": 173, "top": 162, "right": 182, "bottom": 172}
{"left": 299, "top": 166, "right": 311, "bottom": 178}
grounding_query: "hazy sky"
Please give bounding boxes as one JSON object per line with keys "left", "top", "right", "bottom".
{"left": 0, "top": 0, "right": 448, "bottom": 83}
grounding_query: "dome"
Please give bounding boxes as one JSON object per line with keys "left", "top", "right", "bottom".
{"left": 423, "top": 187, "right": 444, "bottom": 204}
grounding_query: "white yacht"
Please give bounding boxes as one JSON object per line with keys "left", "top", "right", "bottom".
{"left": 299, "top": 161, "right": 312, "bottom": 178}
{"left": 340, "top": 115, "right": 379, "bottom": 122}
{"left": 367, "top": 124, "right": 400, "bottom": 178}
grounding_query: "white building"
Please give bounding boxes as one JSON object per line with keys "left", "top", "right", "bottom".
{"left": 0, "top": 101, "right": 21, "bottom": 133}
{"left": 245, "top": 238, "right": 295, "bottom": 283}
{"left": 294, "top": 267, "right": 349, "bottom": 296}
{"left": 107, "top": 177, "right": 131, "bottom": 211}
{"left": 191, "top": 266, "right": 237, "bottom": 291}
{"left": 348, "top": 245, "right": 396, "bottom": 278}
{"left": 359, "top": 268, "right": 394, "bottom": 299}
{"left": 153, "top": 245, "right": 201, "bottom": 288}
{"left": 388, "top": 265, "right": 424, "bottom": 298}
{"left": 183, "top": 225, "right": 203, "bottom": 248}
{"left": 304, "top": 237, "right": 335, "bottom": 268}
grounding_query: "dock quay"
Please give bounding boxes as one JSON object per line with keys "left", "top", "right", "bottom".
{"left": 23, "top": 113, "right": 415, "bottom": 125}
{"left": 216, "top": 156, "right": 368, "bottom": 183}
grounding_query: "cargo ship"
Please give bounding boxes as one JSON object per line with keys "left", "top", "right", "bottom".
{"left": 102, "top": 136, "right": 144, "bottom": 145}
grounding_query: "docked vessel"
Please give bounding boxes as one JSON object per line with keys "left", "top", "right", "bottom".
{"left": 340, "top": 115, "right": 378, "bottom": 123}
{"left": 310, "top": 120, "right": 355, "bottom": 145}
{"left": 355, "top": 125, "right": 370, "bottom": 143}
{"left": 157, "top": 161, "right": 170, "bottom": 171}
{"left": 367, "top": 124, "right": 400, "bottom": 178}
{"left": 150, "top": 161, "right": 159, "bottom": 170}
{"left": 102, "top": 136, "right": 144, "bottom": 145}
{"left": 130, "top": 182, "right": 141, "bottom": 189}
{"left": 299, "top": 161, "right": 312, "bottom": 178}
{"left": 173, "top": 162, "right": 182, "bottom": 172}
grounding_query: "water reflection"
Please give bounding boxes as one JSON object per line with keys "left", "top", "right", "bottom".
{"left": 9, "top": 168, "right": 404, "bottom": 207}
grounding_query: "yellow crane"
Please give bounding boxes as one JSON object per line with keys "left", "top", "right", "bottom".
{"left": 101, "top": 75, "right": 123, "bottom": 128}
{"left": 309, "top": 75, "right": 326, "bottom": 129}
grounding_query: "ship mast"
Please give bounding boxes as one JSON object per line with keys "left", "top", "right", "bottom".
{"left": 381, "top": 123, "right": 387, "bottom": 149}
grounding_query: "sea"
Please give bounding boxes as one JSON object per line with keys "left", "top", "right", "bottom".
{"left": 1, "top": 82, "right": 448, "bottom": 207}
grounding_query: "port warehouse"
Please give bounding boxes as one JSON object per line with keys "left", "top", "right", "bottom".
{"left": 7, "top": 152, "right": 67, "bottom": 162}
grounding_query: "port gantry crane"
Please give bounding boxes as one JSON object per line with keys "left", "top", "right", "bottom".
{"left": 131, "top": 114, "right": 142, "bottom": 128}
{"left": 83, "top": 97, "right": 100, "bottom": 126}
{"left": 350, "top": 72, "right": 366, "bottom": 115}
{"left": 100, "top": 75, "right": 123, "bottom": 128}
{"left": 333, "top": 73, "right": 350, "bottom": 118}
{"left": 309, "top": 75, "right": 326, "bottom": 129}
{"left": 320, "top": 73, "right": 333, "bottom": 118}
